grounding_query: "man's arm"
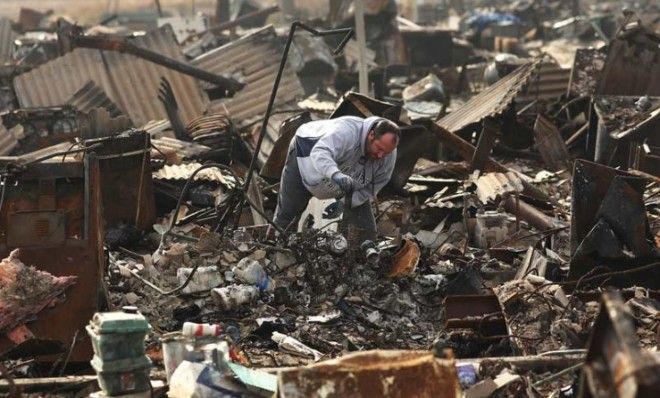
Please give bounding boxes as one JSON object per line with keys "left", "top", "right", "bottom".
{"left": 308, "top": 122, "right": 355, "bottom": 180}
{"left": 351, "top": 149, "right": 397, "bottom": 207}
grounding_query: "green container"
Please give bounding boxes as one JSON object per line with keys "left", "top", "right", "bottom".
{"left": 91, "top": 355, "right": 152, "bottom": 396}
{"left": 87, "top": 312, "right": 151, "bottom": 362}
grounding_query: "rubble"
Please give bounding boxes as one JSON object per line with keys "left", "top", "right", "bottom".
{"left": 0, "top": 1, "right": 659, "bottom": 397}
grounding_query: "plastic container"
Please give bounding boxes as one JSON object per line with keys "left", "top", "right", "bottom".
{"left": 182, "top": 322, "right": 222, "bottom": 337}
{"left": 233, "top": 258, "right": 273, "bottom": 291}
{"left": 91, "top": 355, "right": 152, "bottom": 396}
{"left": 87, "top": 312, "right": 151, "bottom": 362}
{"left": 161, "top": 332, "right": 186, "bottom": 383}
{"left": 211, "top": 284, "right": 259, "bottom": 310}
{"left": 177, "top": 266, "right": 223, "bottom": 294}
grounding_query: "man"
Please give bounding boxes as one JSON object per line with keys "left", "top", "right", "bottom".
{"left": 274, "top": 116, "right": 399, "bottom": 241}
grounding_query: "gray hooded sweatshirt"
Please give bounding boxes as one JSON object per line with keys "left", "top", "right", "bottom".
{"left": 293, "top": 115, "right": 397, "bottom": 207}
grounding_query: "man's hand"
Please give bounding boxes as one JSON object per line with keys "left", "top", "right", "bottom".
{"left": 322, "top": 200, "right": 344, "bottom": 219}
{"left": 331, "top": 172, "right": 354, "bottom": 194}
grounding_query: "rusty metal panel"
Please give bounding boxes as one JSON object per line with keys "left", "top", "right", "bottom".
{"left": 7, "top": 211, "right": 66, "bottom": 247}
{"left": 438, "top": 59, "right": 541, "bottom": 133}
{"left": 278, "top": 350, "right": 460, "bottom": 398}
{"left": 193, "top": 26, "right": 305, "bottom": 127}
{"left": 517, "top": 62, "right": 570, "bottom": 106}
{"left": 578, "top": 291, "right": 660, "bottom": 398}
{"left": 568, "top": 48, "right": 607, "bottom": 97}
{"left": 569, "top": 160, "right": 640, "bottom": 256}
{"left": 0, "top": 160, "right": 104, "bottom": 362}
{"left": 595, "top": 26, "right": 660, "bottom": 96}
{"left": 67, "top": 81, "right": 125, "bottom": 119}
{"left": 0, "top": 18, "right": 15, "bottom": 63}
{"left": 86, "top": 132, "right": 157, "bottom": 230}
{"left": 13, "top": 25, "right": 209, "bottom": 127}
{"left": 443, "top": 294, "right": 507, "bottom": 337}
{"left": 533, "top": 113, "right": 570, "bottom": 171}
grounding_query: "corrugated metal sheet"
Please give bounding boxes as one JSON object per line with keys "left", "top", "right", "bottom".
{"left": 192, "top": 25, "right": 305, "bottom": 127}
{"left": 475, "top": 171, "right": 524, "bottom": 204}
{"left": 0, "top": 141, "right": 81, "bottom": 164}
{"left": 438, "top": 59, "right": 542, "bottom": 133}
{"left": 0, "top": 18, "right": 15, "bottom": 63}
{"left": 140, "top": 119, "right": 171, "bottom": 136}
{"left": 151, "top": 137, "right": 211, "bottom": 159}
{"left": 517, "top": 62, "right": 571, "bottom": 106}
{"left": 254, "top": 106, "right": 303, "bottom": 166}
{"left": 67, "top": 81, "right": 125, "bottom": 118}
{"left": 0, "top": 123, "right": 18, "bottom": 156}
{"left": 153, "top": 162, "right": 237, "bottom": 187}
{"left": 14, "top": 25, "right": 209, "bottom": 127}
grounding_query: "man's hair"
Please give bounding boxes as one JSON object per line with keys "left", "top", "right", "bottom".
{"left": 372, "top": 119, "right": 400, "bottom": 141}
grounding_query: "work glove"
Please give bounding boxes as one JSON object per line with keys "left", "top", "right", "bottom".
{"left": 322, "top": 200, "right": 344, "bottom": 219}
{"left": 331, "top": 172, "right": 354, "bottom": 194}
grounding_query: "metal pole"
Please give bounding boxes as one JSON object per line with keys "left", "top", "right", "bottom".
{"left": 354, "top": 0, "right": 369, "bottom": 94}
{"left": 234, "top": 21, "right": 353, "bottom": 231}
{"left": 241, "top": 22, "right": 353, "bottom": 193}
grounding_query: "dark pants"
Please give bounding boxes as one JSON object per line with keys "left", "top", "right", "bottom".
{"left": 273, "top": 146, "right": 376, "bottom": 241}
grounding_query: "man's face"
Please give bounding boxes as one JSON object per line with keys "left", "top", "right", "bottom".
{"left": 366, "top": 131, "right": 398, "bottom": 160}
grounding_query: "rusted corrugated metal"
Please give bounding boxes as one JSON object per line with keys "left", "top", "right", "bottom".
{"left": 151, "top": 136, "right": 211, "bottom": 159}
{"left": 438, "top": 59, "right": 541, "bottom": 133}
{"left": 0, "top": 18, "right": 16, "bottom": 63}
{"left": 67, "top": 81, "right": 125, "bottom": 119}
{"left": 13, "top": 25, "right": 209, "bottom": 127}
{"left": 153, "top": 162, "right": 237, "bottom": 187}
{"left": 0, "top": 142, "right": 81, "bottom": 164}
{"left": 475, "top": 171, "right": 525, "bottom": 203}
{"left": 595, "top": 21, "right": 660, "bottom": 96}
{"left": 0, "top": 123, "right": 18, "bottom": 156}
{"left": 192, "top": 25, "right": 305, "bottom": 127}
{"left": 517, "top": 62, "right": 570, "bottom": 106}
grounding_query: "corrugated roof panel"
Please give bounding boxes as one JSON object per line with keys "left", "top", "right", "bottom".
{"left": 151, "top": 137, "right": 211, "bottom": 159}
{"left": 153, "top": 162, "right": 237, "bottom": 187}
{"left": 13, "top": 25, "right": 209, "bottom": 127}
{"left": 517, "top": 63, "right": 571, "bottom": 106}
{"left": 438, "top": 59, "right": 542, "bottom": 133}
{"left": 192, "top": 25, "right": 305, "bottom": 128}
{"left": 0, "top": 18, "right": 16, "bottom": 62}
{"left": 0, "top": 123, "right": 17, "bottom": 156}
{"left": 475, "top": 171, "right": 524, "bottom": 203}
{"left": 67, "top": 81, "right": 125, "bottom": 118}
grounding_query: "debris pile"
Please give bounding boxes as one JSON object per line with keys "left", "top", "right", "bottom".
{"left": 0, "top": 1, "right": 659, "bottom": 397}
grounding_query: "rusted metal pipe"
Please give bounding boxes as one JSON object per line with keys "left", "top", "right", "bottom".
{"left": 504, "top": 196, "right": 561, "bottom": 231}
{"left": 72, "top": 35, "right": 244, "bottom": 93}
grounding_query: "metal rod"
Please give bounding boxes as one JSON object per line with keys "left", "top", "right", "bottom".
{"left": 233, "top": 21, "right": 353, "bottom": 234}
{"left": 73, "top": 36, "right": 244, "bottom": 93}
{"left": 240, "top": 21, "right": 353, "bottom": 193}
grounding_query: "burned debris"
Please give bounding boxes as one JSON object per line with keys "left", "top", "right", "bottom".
{"left": 0, "top": 1, "right": 659, "bottom": 397}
